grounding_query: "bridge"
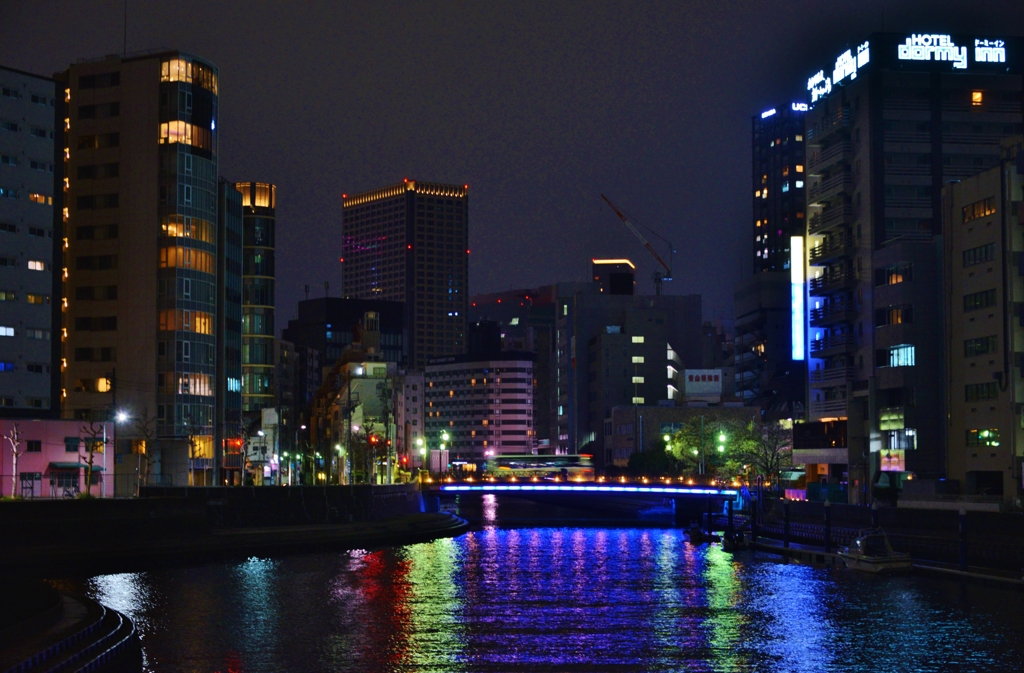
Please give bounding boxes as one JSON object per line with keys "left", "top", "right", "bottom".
{"left": 437, "top": 483, "right": 739, "bottom": 498}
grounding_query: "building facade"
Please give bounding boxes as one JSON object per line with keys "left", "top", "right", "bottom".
{"left": 215, "top": 179, "right": 243, "bottom": 478}
{"left": 943, "top": 137, "right": 1024, "bottom": 501}
{"left": 0, "top": 66, "right": 60, "bottom": 416}
{"left": 341, "top": 180, "right": 468, "bottom": 369}
{"left": 237, "top": 182, "right": 276, "bottom": 414}
{"left": 424, "top": 352, "right": 535, "bottom": 464}
{"left": 800, "top": 33, "right": 1023, "bottom": 502}
{"left": 57, "top": 52, "right": 222, "bottom": 486}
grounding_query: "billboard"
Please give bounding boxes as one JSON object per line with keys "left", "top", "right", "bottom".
{"left": 683, "top": 370, "right": 723, "bottom": 396}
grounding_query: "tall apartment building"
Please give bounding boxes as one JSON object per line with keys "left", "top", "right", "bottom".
{"left": 236, "top": 182, "right": 276, "bottom": 414}
{"left": 341, "top": 180, "right": 468, "bottom": 369}
{"left": 0, "top": 66, "right": 60, "bottom": 416}
{"left": 799, "top": 33, "right": 1023, "bottom": 502}
{"left": 943, "top": 138, "right": 1023, "bottom": 502}
{"left": 734, "top": 103, "right": 808, "bottom": 415}
{"left": 56, "top": 52, "right": 225, "bottom": 485}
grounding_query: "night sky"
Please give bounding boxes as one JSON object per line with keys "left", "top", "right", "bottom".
{"left": 3, "top": 1, "right": 1019, "bottom": 326}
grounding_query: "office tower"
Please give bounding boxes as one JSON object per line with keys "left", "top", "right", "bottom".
{"left": 216, "top": 179, "right": 243, "bottom": 476}
{"left": 341, "top": 180, "right": 468, "bottom": 369}
{"left": 592, "top": 258, "right": 636, "bottom": 295}
{"left": 282, "top": 297, "right": 405, "bottom": 369}
{"left": 733, "top": 102, "right": 808, "bottom": 415}
{"left": 425, "top": 351, "right": 535, "bottom": 463}
{"left": 556, "top": 284, "right": 705, "bottom": 467}
{"left": 57, "top": 52, "right": 221, "bottom": 485}
{"left": 236, "top": 182, "right": 276, "bottom": 414}
{"left": 0, "top": 66, "right": 60, "bottom": 416}
{"left": 799, "top": 33, "right": 1023, "bottom": 503}
{"left": 943, "top": 137, "right": 1023, "bottom": 502}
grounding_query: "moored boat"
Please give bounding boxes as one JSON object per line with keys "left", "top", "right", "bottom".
{"left": 837, "top": 528, "right": 912, "bottom": 574}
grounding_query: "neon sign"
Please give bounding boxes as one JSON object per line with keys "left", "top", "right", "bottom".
{"left": 975, "top": 39, "right": 1006, "bottom": 63}
{"left": 761, "top": 108, "right": 777, "bottom": 119}
{"left": 897, "top": 34, "right": 967, "bottom": 69}
{"left": 808, "top": 70, "right": 831, "bottom": 103}
{"left": 790, "top": 236, "right": 805, "bottom": 361}
{"left": 791, "top": 102, "right": 808, "bottom": 112}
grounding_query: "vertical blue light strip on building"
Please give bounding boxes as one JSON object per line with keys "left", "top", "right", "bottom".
{"left": 791, "top": 236, "right": 805, "bottom": 361}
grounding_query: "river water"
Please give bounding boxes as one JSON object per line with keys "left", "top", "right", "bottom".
{"left": 68, "top": 495, "right": 1022, "bottom": 672}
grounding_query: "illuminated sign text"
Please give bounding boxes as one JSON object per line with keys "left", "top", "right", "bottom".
{"left": 975, "top": 39, "right": 1006, "bottom": 63}
{"left": 897, "top": 34, "right": 967, "bottom": 69}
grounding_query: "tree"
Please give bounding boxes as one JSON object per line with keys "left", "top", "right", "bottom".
{"left": 132, "top": 407, "right": 158, "bottom": 494}
{"left": 733, "top": 420, "right": 793, "bottom": 494}
{"left": 79, "top": 420, "right": 106, "bottom": 497}
{"left": 4, "top": 423, "right": 26, "bottom": 498}
{"left": 667, "top": 415, "right": 737, "bottom": 477}
{"left": 626, "top": 448, "right": 682, "bottom": 478}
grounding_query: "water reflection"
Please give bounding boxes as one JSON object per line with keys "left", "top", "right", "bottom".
{"left": 76, "top": 525, "right": 1023, "bottom": 672}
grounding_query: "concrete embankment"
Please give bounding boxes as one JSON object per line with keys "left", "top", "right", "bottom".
{"left": 0, "top": 485, "right": 469, "bottom": 576}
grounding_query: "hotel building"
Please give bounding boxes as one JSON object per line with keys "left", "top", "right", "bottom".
{"left": 341, "top": 180, "right": 468, "bottom": 369}
{"left": 798, "top": 33, "right": 1023, "bottom": 502}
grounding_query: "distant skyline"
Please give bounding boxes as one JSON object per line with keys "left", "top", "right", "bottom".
{"left": 3, "top": 0, "right": 1020, "bottom": 326}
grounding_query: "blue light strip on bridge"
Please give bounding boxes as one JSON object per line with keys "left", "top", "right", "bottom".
{"left": 440, "top": 484, "right": 739, "bottom": 497}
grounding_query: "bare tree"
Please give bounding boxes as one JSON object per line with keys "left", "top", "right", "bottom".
{"left": 4, "top": 423, "right": 26, "bottom": 498}
{"left": 79, "top": 420, "right": 106, "bottom": 497}
{"left": 132, "top": 407, "right": 158, "bottom": 494}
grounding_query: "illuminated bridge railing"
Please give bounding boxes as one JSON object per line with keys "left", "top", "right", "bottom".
{"left": 440, "top": 484, "right": 739, "bottom": 497}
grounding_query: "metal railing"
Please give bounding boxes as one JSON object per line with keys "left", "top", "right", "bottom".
{"left": 807, "top": 141, "right": 850, "bottom": 174}
{"left": 808, "top": 172, "right": 852, "bottom": 203}
{"left": 810, "top": 398, "right": 849, "bottom": 416}
{"left": 809, "top": 234, "right": 853, "bottom": 263}
{"left": 810, "top": 333, "right": 857, "bottom": 353}
{"left": 809, "top": 301, "right": 854, "bottom": 324}
{"left": 809, "top": 269, "right": 857, "bottom": 293}
{"left": 808, "top": 205, "right": 853, "bottom": 234}
{"left": 807, "top": 108, "right": 850, "bottom": 141}
{"left": 810, "top": 366, "right": 855, "bottom": 383}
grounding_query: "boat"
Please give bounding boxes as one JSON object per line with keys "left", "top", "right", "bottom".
{"left": 722, "top": 530, "right": 748, "bottom": 552}
{"left": 837, "top": 528, "right": 913, "bottom": 574}
{"left": 686, "top": 525, "right": 721, "bottom": 544}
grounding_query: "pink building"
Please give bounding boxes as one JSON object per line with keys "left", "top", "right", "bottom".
{"left": 1, "top": 419, "right": 114, "bottom": 498}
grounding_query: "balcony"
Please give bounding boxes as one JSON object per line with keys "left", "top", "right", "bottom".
{"left": 808, "top": 205, "right": 854, "bottom": 235}
{"left": 810, "top": 366, "right": 855, "bottom": 386}
{"left": 811, "top": 398, "right": 849, "bottom": 418}
{"left": 810, "top": 333, "right": 857, "bottom": 355}
{"left": 809, "top": 301, "right": 856, "bottom": 326}
{"left": 807, "top": 141, "right": 851, "bottom": 175}
{"left": 809, "top": 234, "right": 854, "bottom": 266}
{"left": 809, "top": 268, "right": 858, "bottom": 295}
{"left": 807, "top": 108, "right": 851, "bottom": 142}
{"left": 808, "top": 172, "right": 852, "bottom": 204}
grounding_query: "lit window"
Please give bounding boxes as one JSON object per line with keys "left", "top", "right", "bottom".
{"left": 28, "top": 193, "right": 50, "bottom": 205}
{"left": 0, "top": 326, "right": 14, "bottom": 337}
{"left": 796, "top": 165, "right": 804, "bottom": 173}
{"left": 26, "top": 294, "right": 47, "bottom": 304}
{"left": 972, "top": 91, "right": 983, "bottom": 106}
{"left": 159, "top": 120, "right": 213, "bottom": 151}
{"left": 966, "top": 428, "right": 1000, "bottom": 447}
{"left": 796, "top": 181, "right": 804, "bottom": 188}
{"left": 882, "top": 344, "right": 915, "bottom": 367}
{"left": 782, "top": 182, "right": 790, "bottom": 193}
{"left": 631, "top": 356, "right": 645, "bottom": 364}
{"left": 631, "top": 376, "right": 645, "bottom": 384}
{"left": 795, "top": 134, "right": 803, "bottom": 142}
{"left": 631, "top": 397, "right": 645, "bottom": 404}
{"left": 631, "top": 336, "right": 644, "bottom": 344}
{"left": 27, "top": 260, "right": 45, "bottom": 271}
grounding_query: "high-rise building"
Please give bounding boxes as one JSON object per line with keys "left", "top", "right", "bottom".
{"left": 341, "top": 180, "right": 468, "bottom": 369}
{"left": 943, "top": 137, "right": 1023, "bottom": 503}
{"left": 57, "top": 52, "right": 222, "bottom": 485}
{"left": 0, "top": 66, "right": 60, "bottom": 416}
{"left": 216, "top": 178, "right": 243, "bottom": 475}
{"left": 798, "top": 33, "right": 1023, "bottom": 503}
{"left": 236, "top": 182, "right": 276, "bottom": 414}
{"left": 733, "top": 103, "right": 809, "bottom": 416}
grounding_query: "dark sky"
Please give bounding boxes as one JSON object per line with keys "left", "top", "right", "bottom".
{"left": 3, "top": 1, "right": 1019, "bottom": 326}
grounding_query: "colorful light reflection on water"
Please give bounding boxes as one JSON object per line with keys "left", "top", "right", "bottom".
{"left": 83, "top": 524, "right": 1022, "bottom": 672}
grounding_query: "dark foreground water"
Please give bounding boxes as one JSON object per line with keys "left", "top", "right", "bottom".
{"left": 68, "top": 495, "right": 1023, "bottom": 672}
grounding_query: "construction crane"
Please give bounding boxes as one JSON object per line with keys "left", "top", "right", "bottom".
{"left": 600, "top": 194, "right": 675, "bottom": 295}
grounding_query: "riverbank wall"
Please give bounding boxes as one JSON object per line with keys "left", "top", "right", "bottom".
{"left": 0, "top": 485, "right": 469, "bottom": 576}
